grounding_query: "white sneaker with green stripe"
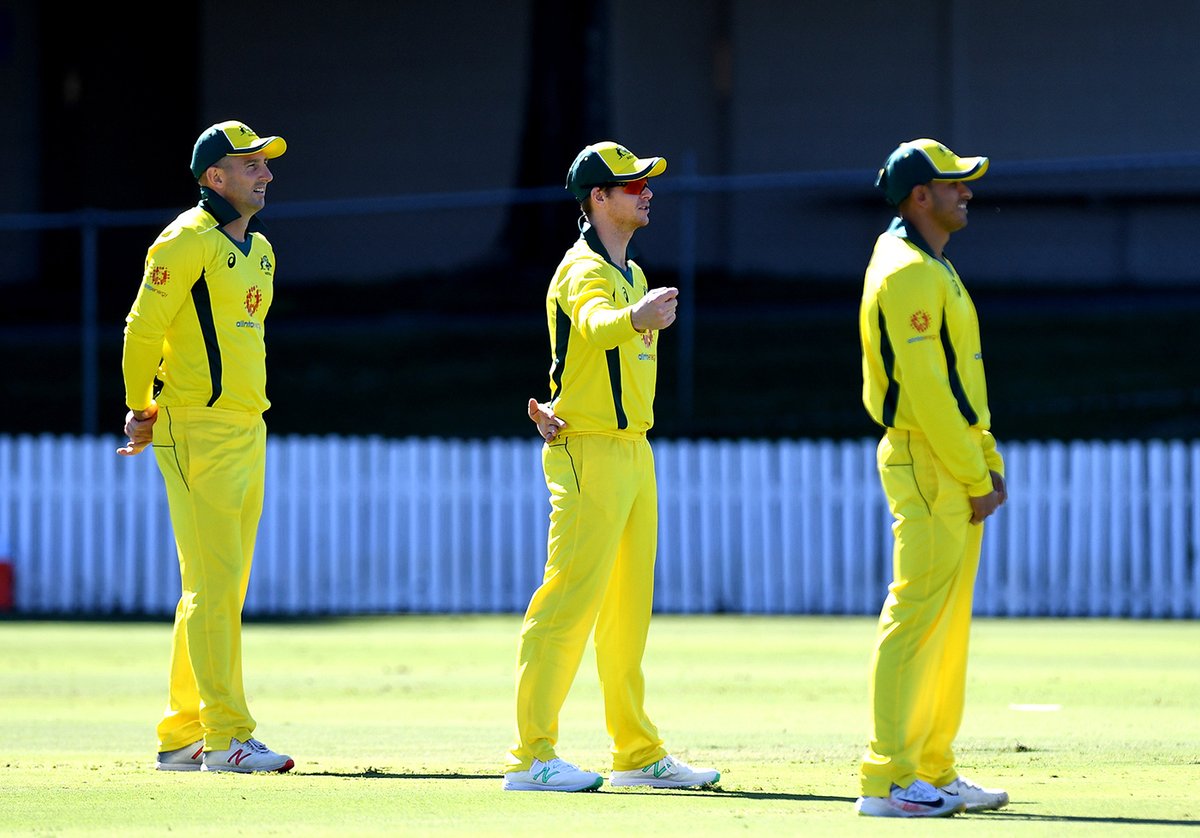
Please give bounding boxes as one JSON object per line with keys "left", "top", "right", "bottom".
{"left": 610, "top": 754, "right": 721, "bottom": 789}
{"left": 503, "top": 757, "right": 603, "bottom": 792}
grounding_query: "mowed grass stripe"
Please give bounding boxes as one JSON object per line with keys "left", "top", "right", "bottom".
{"left": 0, "top": 615, "right": 1196, "bottom": 836}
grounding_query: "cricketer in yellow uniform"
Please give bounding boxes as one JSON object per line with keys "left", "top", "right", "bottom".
{"left": 504, "top": 142, "right": 720, "bottom": 793}
{"left": 121, "top": 121, "right": 293, "bottom": 773}
{"left": 856, "top": 139, "right": 1009, "bottom": 816}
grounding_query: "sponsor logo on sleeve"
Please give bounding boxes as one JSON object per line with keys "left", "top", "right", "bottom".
{"left": 906, "top": 309, "right": 935, "bottom": 343}
{"left": 142, "top": 265, "right": 171, "bottom": 296}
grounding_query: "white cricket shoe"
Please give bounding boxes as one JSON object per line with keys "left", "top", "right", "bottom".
{"left": 939, "top": 776, "right": 1009, "bottom": 811}
{"left": 201, "top": 737, "right": 294, "bottom": 773}
{"left": 610, "top": 754, "right": 721, "bottom": 789}
{"left": 855, "top": 779, "right": 964, "bottom": 817}
{"left": 155, "top": 740, "right": 204, "bottom": 771}
{"left": 502, "top": 757, "right": 603, "bottom": 792}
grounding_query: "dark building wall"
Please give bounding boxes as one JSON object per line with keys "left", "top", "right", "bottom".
{"left": 716, "top": 0, "right": 1200, "bottom": 285}
{"left": 0, "top": 1, "right": 39, "bottom": 281}
{"left": 7, "top": 0, "right": 1200, "bottom": 286}
{"left": 2, "top": 0, "right": 1198, "bottom": 438}
{"left": 198, "top": 0, "right": 534, "bottom": 281}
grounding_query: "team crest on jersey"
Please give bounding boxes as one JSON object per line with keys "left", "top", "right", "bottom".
{"left": 910, "top": 310, "right": 931, "bottom": 332}
{"left": 642, "top": 330, "right": 653, "bottom": 348}
{"left": 260, "top": 255, "right": 273, "bottom": 275}
{"left": 244, "top": 286, "right": 263, "bottom": 316}
{"left": 149, "top": 266, "right": 169, "bottom": 286}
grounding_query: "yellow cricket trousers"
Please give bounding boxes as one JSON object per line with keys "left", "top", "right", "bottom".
{"left": 505, "top": 432, "right": 667, "bottom": 773}
{"left": 861, "top": 428, "right": 985, "bottom": 796}
{"left": 152, "top": 406, "right": 266, "bottom": 752}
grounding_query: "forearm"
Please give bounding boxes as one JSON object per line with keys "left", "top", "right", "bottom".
{"left": 121, "top": 331, "right": 163, "bottom": 411}
{"left": 576, "top": 300, "right": 636, "bottom": 349}
{"left": 905, "top": 379, "right": 992, "bottom": 495}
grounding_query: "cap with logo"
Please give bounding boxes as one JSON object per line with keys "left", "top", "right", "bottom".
{"left": 190, "top": 120, "right": 287, "bottom": 180}
{"left": 566, "top": 141, "right": 667, "bottom": 201}
{"left": 875, "top": 138, "right": 988, "bottom": 207}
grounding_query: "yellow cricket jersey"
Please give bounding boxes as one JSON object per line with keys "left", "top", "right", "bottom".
{"left": 545, "top": 226, "right": 658, "bottom": 436}
{"left": 860, "top": 218, "right": 1002, "bottom": 496}
{"left": 122, "top": 190, "right": 276, "bottom": 414}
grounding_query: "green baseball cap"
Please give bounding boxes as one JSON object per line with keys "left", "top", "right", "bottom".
{"left": 566, "top": 141, "right": 667, "bottom": 201}
{"left": 190, "top": 120, "right": 287, "bottom": 180}
{"left": 875, "top": 138, "right": 988, "bottom": 207}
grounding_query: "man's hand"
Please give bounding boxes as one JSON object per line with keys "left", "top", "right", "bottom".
{"left": 117, "top": 404, "right": 159, "bottom": 456}
{"left": 991, "top": 470, "right": 1008, "bottom": 506}
{"left": 527, "top": 398, "right": 565, "bottom": 442}
{"left": 969, "top": 470, "right": 1007, "bottom": 524}
{"left": 630, "top": 287, "right": 679, "bottom": 332}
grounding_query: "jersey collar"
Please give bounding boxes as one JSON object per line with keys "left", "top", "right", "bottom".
{"left": 887, "top": 216, "right": 940, "bottom": 259}
{"left": 581, "top": 222, "right": 638, "bottom": 282}
{"left": 888, "top": 216, "right": 961, "bottom": 279}
{"left": 198, "top": 187, "right": 267, "bottom": 234}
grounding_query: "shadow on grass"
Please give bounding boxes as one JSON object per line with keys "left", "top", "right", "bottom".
{"left": 635, "top": 793, "right": 1200, "bottom": 823}
{"left": 299, "top": 770, "right": 499, "bottom": 780}
{"left": 253, "top": 775, "right": 1200, "bottom": 825}
{"left": 981, "top": 811, "right": 1200, "bottom": 829}
{"left": 667, "top": 787, "right": 864, "bottom": 801}
{"left": 637, "top": 788, "right": 857, "bottom": 803}
{"left": 299, "top": 772, "right": 858, "bottom": 804}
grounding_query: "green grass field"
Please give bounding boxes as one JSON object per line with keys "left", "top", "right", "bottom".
{"left": 1, "top": 615, "right": 1197, "bottom": 836}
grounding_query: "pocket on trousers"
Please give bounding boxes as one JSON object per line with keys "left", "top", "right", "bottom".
{"left": 878, "top": 433, "right": 934, "bottom": 520}
{"left": 543, "top": 437, "right": 580, "bottom": 495}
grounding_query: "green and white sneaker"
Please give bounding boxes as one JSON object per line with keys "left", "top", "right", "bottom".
{"left": 610, "top": 754, "right": 720, "bottom": 789}
{"left": 155, "top": 740, "right": 204, "bottom": 772}
{"left": 503, "top": 757, "right": 603, "bottom": 792}
{"left": 939, "top": 777, "right": 1009, "bottom": 811}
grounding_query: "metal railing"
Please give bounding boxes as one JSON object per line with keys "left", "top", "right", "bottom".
{"left": 7, "top": 151, "right": 1200, "bottom": 434}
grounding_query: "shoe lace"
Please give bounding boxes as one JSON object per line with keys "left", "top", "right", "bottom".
{"left": 245, "top": 738, "right": 271, "bottom": 754}
{"left": 639, "top": 756, "right": 679, "bottom": 775}
{"left": 898, "top": 780, "right": 940, "bottom": 803}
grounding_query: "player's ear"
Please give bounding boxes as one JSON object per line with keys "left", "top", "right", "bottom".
{"left": 904, "top": 183, "right": 930, "bottom": 210}
{"left": 203, "top": 166, "right": 223, "bottom": 189}
{"left": 591, "top": 185, "right": 606, "bottom": 204}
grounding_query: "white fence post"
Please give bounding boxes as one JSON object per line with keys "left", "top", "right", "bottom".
{"left": 0, "top": 434, "right": 1196, "bottom": 618}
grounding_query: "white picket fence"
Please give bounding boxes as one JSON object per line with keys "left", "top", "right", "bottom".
{"left": 0, "top": 435, "right": 1197, "bottom": 618}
